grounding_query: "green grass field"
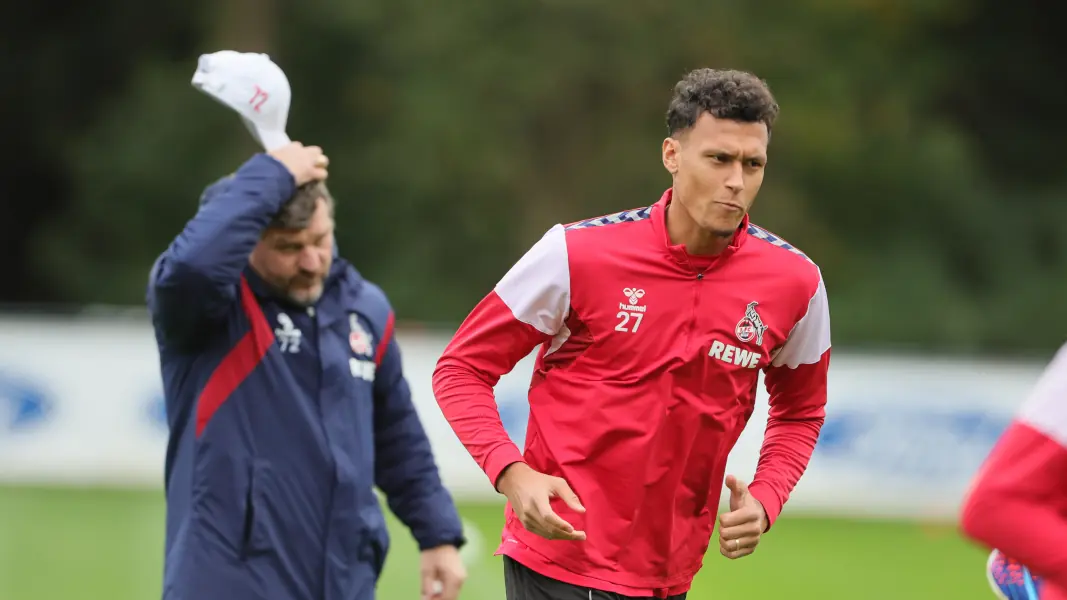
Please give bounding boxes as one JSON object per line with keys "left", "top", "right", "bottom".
{"left": 0, "top": 485, "right": 993, "bottom": 599}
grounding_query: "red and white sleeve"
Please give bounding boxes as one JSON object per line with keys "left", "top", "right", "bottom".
{"left": 749, "top": 272, "right": 831, "bottom": 529}
{"left": 960, "top": 342, "right": 1067, "bottom": 592}
{"left": 432, "top": 224, "right": 571, "bottom": 488}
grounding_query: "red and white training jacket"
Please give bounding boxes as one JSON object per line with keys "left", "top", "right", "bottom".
{"left": 961, "top": 341, "right": 1067, "bottom": 599}
{"left": 432, "top": 189, "right": 831, "bottom": 597}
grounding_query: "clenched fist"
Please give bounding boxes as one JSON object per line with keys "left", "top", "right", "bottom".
{"left": 268, "top": 142, "right": 329, "bottom": 186}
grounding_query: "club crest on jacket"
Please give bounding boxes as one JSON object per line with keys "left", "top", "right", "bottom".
{"left": 735, "top": 301, "right": 767, "bottom": 346}
{"left": 349, "top": 314, "right": 374, "bottom": 357}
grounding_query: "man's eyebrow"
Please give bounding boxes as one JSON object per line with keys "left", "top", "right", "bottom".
{"left": 703, "top": 148, "right": 767, "bottom": 162}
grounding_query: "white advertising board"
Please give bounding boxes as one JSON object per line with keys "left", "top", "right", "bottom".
{"left": 0, "top": 313, "right": 1047, "bottom": 519}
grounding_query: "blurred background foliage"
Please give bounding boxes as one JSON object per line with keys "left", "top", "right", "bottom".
{"left": 5, "top": 0, "right": 1065, "bottom": 355}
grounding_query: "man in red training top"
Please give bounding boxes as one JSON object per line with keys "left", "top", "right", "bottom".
{"left": 961, "top": 340, "right": 1067, "bottom": 600}
{"left": 432, "top": 68, "right": 831, "bottom": 599}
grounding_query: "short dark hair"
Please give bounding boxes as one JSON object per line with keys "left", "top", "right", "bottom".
{"left": 269, "top": 181, "right": 334, "bottom": 230}
{"left": 666, "top": 68, "right": 779, "bottom": 137}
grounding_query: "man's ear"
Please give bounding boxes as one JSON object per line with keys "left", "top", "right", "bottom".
{"left": 662, "top": 137, "right": 681, "bottom": 175}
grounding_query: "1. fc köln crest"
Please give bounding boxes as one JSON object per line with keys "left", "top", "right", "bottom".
{"left": 735, "top": 301, "right": 768, "bottom": 346}
{"left": 349, "top": 314, "right": 374, "bottom": 357}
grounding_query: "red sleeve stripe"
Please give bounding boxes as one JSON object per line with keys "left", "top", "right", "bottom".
{"left": 374, "top": 311, "right": 395, "bottom": 367}
{"left": 195, "top": 276, "right": 275, "bottom": 437}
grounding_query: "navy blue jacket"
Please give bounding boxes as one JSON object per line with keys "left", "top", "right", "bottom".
{"left": 147, "top": 154, "right": 464, "bottom": 600}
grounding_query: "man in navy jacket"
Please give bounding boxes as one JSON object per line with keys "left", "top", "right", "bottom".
{"left": 147, "top": 142, "right": 466, "bottom": 600}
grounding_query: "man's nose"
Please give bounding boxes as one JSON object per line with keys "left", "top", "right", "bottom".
{"left": 724, "top": 162, "right": 745, "bottom": 192}
{"left": 298, "top": 247, "right": 322, "bottom": 272}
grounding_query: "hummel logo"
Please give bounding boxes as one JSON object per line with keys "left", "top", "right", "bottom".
{"left": 275, "top": 313, "right": 302, "bottom": 354}
{"left": 616, "top": 287, "right": 648, "bottom": 333}
{"left": 623, "top": 287, "right": 645, "bottom": 305}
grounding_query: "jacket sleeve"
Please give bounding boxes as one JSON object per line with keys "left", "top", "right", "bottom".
{"left": 432, "top": 224, "right": 568, "bottom": 488}
{"left": 748, "top": 271, "right": 831, "bottom": 530}
{"left": 146, "top": 154, "right": 295, "bottom": 347}
{"left": 959, "top": 342, "right": 1067, "bottom": 591}
{"left": 372, "top": 308, "right": 466, "bottom": 551}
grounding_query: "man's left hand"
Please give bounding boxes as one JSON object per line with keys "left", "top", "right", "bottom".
{"left": 419, "top": 544, "right": 467, "bottom": 600}
{"left": 718, "top": 474, "right": 769, "bottom": 560}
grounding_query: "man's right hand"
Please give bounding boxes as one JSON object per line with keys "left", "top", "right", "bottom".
{"left": 496, "top": 462, "right": 586, "bottom": 541}
{"left": 268, "top": 142, "right": 329, "bottom": 186}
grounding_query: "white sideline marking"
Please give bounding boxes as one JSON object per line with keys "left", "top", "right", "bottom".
{"left": 459, "top": 517, "right": 484, "bottom": 567}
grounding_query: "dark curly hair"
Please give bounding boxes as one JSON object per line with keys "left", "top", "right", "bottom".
{"left": 666, "top": 68, "right": 779, "bottom": 138}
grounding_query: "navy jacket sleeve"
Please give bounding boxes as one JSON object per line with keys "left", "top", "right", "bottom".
{"left": 147, "top": 154, "right": 295, "bottom": 347}
{"left": 371, "top": 305, "right": 466, "bottom": 551}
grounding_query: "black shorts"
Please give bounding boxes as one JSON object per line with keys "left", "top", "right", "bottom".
{"left": 503, "top": 556, "right": 688, "bottom": 600}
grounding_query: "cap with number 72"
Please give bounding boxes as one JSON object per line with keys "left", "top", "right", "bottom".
{"left": 191, "top": 50, "right": 292, "bottom": 151}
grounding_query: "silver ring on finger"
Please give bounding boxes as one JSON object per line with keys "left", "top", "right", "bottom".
{"left": 733, "top": 539, "right": 739, "bottom": 551}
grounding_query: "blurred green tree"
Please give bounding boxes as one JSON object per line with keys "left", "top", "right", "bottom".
{"left": 17, "top": 0, "right": 1067, "bottom": 355}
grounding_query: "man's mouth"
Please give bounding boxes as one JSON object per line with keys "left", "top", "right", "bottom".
{"left": 715, "top": 201, "right": 744, "bottom": 211}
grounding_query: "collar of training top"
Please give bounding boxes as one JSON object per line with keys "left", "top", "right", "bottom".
{"left": 652, "top": 187, "right": 750, "bottom": 268}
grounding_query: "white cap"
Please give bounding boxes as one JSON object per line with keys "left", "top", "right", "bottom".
{"left": 191, "top": 50, "right": 292, "bottom": 151}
